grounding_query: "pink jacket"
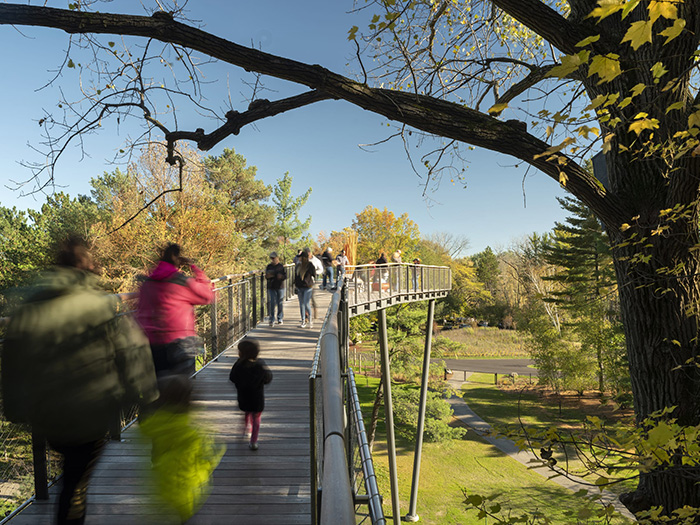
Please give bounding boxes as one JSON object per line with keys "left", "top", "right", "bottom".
{"left": 136, "top": 261, "right": 214, "bottom": 345}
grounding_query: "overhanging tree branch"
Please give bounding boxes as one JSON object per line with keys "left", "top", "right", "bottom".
{"left": 0, "top": 3, "right": 626, "bottom": 225}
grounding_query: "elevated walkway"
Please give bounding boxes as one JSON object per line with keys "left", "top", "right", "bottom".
{"left": 6, "top": 290, "right": 332, "bottom": 525}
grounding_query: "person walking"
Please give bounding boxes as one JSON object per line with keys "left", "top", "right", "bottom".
{"left": 335, "top": 249, "right": 349, "bottom": 289}
{"left": 391, "top": 249, "right": 403, "bottom": 290}
{"left": 295, "top": 249, "right": 316, "bottom": 328}
{"left": 321, "top": 247, "right": 335, "bottom": 290}
{"left": 136, "top": 243, "right": 214, "bottom": 377}
{"left": 308, "top": 251, "right": 324, "bottom": 322}
{"left": 2, "top": 236, "right": 158, "bottom": 525}
{"left": 265, "top": 251, "right": 287, "bottom": 326}
{"left": 229, "top": 339, "right": 273, "bottom": 451}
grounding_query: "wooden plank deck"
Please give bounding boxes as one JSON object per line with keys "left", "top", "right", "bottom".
{"left": 7, "top": 289, "right": 333, "bottom": 525}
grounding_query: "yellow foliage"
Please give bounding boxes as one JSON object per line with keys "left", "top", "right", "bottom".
{"left": 621, "top": 20, "right": 653, "bottom": 50}
{"left": 648, "top": 0, "right": 678, "bottom": 23}
{"left": 546, "top": 51, "right": 589, "bottom": 79}
{"left": 588, "top": 54, "right": 622, "bottom": 83}
{"left": 659, "top": 18, "right": 686, "bottom": 44}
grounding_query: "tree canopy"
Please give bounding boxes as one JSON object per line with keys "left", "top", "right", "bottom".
{"left": 3, "top": 0, "right": 700, "bottom": 516}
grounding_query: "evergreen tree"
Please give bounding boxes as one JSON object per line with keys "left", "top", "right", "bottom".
{"left": 543, "top": 196, "right": 626, "bottom": 394}
{"left": 271, "top": 172, "right": 312, "bottom": 263}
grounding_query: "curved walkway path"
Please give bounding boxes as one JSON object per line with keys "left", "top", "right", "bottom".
{"left": 445, "top": 377, "right": 636, "bottom": 522}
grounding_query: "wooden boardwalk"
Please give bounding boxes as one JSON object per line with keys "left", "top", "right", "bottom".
{"left": 8, "top": 289, "right": 333, "bottom": 525}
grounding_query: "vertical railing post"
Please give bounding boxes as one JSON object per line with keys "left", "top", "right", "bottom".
{"left": 210, "top": 291, "right": 218, "bottom": 358}
{"left": 405, "top": 299, "right": 436, "bottom": 522}
{"left": 227, "top": 280, "right": 234, "bottom": 350}
{"left": 378, "top": 309, "right": 401, "bottom": 525}
{"left": 260, "top": 273, "right": 266, "bottom": 323}
{"left": 252, "top": 275, "right": 258, "bottom": 327}
{"left": 32, "top": 430, "right": 48, "bottom": 501}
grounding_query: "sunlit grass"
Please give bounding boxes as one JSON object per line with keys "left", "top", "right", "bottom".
{"left": 356, "top": 375, "right": 634, "bottom": 524}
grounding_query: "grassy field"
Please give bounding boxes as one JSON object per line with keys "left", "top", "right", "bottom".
{"left": 356, "top": 375, "right": 634, "bottom": 524}
{"left": 432, "top": 326, "right": 529, "bottom": 358}
{"left": 461, "top": 373, "right": 638, "bottom": 497}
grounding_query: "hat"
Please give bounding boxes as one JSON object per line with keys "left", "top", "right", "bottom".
{"left": 269, "top": 251, "right": 278, "bottom": 258}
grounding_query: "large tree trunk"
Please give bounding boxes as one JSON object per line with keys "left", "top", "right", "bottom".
{"left": 611, "top": 222, "right": 700, "bottom": 513}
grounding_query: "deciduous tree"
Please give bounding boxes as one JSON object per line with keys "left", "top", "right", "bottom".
{"left": 3, "top": 0, "right": 700, "bottom": 513}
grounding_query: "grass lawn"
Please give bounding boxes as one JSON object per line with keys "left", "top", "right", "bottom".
{"left": 356, "top": 375, "right": 634, "bottom": 524}
{"left": 461, "top": 374, "right": 638, "bottom": 498}
{"left": 434, "top": 326, "right": 530, "bottom": 358}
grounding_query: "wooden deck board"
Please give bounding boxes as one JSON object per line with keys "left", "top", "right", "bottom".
{"left": 7, "top": 290, "right": 332, "bottom": 525}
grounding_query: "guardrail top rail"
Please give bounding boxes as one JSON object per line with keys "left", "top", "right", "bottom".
{"left": 344, "top": 263, "right": 451, "bottom": 316}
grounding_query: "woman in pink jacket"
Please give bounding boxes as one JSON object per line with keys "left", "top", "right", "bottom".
{"left": 136, "top": 243, "right": 214, "bottom": 377}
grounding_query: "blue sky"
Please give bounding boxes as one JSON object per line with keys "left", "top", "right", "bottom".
{"left": 0, "top": 1, "right": 570, "bottom": 256}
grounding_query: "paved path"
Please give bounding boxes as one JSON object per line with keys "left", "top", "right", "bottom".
{"left": 445, "top": 377, "right": 636, "bottom": 522}
{"left": 440, "top": 358, "right": 538, "bottom": 376}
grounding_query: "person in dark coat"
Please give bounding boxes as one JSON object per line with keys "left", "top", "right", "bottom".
{"left": 2, "top": 236, "right": 158, "bottom": 525}
{"left": 228, "top": 339, "right": 273, "bottom": 450}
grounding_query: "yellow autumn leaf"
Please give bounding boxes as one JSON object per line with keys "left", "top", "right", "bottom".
{"left": 576, "top": 35, "right": 601, "bottom": 47}
{"left": 631, "top": 83, "right": 647, "bottom": 97}
{"left": 688, "top": 111, "right": 700, "bottom": 129}
{"left": 622, "top": 20, "right": 653, "bottom": 50}
{"left": 533, "top": 137, "right": 576, "bottom": 159}
{"left": 546, "top": 51, "right": 590, "bottom": 79}
{"left": 651, "top": 62, "right": 668, "bottom": 81}
{"left": 620, "top": 223, "right": 631, "bottom": 231}
{"left": 559, "top": 171, "right": 568, "bottom": 186}
{"left": 621, "top": 0, "right": 642, "bottom": 19}
{"left": 488, "top": 102, "right": 508, "bottom": 116}
{"left": 588, "top": 54, "right": 622, "bottom": 84}
{"left": 665, "top": 101, "right": 684, "bottom": 114}
{"left": 648, "top": 0, "right": 678, "bottom": 23}
{"left": 619, "top": 96, "right": 633, "bottom": 109}
{"left": 602, "top": 133, "right": 615, "bottom": 153}
{"left": 588, "top": 0, "right": 624, "bottom": 21}
{"left": 659, "top": 18, "right": 686, "bottom": 45}
{"left": 629, "top": 113, "right": 660, "bottom": 135}
{"left": 575, "top": 125, "right": 600, "bottom": 139}
{"left": 585, "top": 94, "right": 607, "bottom": 111}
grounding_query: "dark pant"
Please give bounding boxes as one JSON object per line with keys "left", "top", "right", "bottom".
{"left": 50, "top": 439, "right": 106, "bottom": 525}
{"left": 150, "top": 337, "right": 201, "bottom": 377}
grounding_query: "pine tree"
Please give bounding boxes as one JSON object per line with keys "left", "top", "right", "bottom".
{"left": 271, "top": 172, "right": 312, "bottom": 263}
{"left": 543, "top": 196, "right": 625, "bottom": 394}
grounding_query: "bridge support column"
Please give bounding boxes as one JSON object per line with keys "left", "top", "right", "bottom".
{"left": 378, "top": 308, "right": 401, "bottom": 525}
{"left": 405, "top": 298, "right": 435, "bottom": 522}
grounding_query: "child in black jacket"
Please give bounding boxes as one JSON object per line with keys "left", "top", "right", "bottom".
{"left": 229, "top": 339, "right": 273, "bottom": 450}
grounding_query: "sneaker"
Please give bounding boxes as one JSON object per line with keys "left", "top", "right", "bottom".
{"left": 277, "top": 320, "right": 283, "bottom": 325}
{"left": 249, "top": 442, "right": 258, "bottom": 451}
{"left": 299, "top": 321, "right": 307, "bottom": 328}
{"left": 269, "top": 320, "right": 274, "bottom": 327}
{"left": 308, "top": 320, "right": 314, "bottom": 329}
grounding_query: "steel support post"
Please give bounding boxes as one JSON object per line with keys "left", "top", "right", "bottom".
{"left": 405, "top": 299, "right": 436, "bottom": 522}
{"left": 227, "top": 280, "right": 234, "bottom": 351}
{"left": 378, "top": 308, "right": 401, "bottom": 525}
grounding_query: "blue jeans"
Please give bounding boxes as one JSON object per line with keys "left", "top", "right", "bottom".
{"left": 336, "top": 268, "right": 344, "bottom": 287}
{"left": 297, "top": 287, "right": 313, "bottom": 322}
{"left": 268, "top": 288, "right": 284, "bottom": 322}
{"left": 322, "top": 266, "right": 335, "bottom": 289}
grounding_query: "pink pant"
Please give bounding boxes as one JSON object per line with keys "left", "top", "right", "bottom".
{"left": 245, "top": 412, "right": 262, "bottom": 444}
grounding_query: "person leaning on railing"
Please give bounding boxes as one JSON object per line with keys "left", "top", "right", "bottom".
{"left": 1, "top": 235, "right": 159, "bottom": 525}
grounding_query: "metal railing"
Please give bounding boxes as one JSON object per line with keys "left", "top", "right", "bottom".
{"left": 345, "top": 262, "right": 451, "bottom": 310}
{"left": 310, "top": 288, "right": 385, "bottom": 525}
{"left": 0, "top": 263, "right": 297, "bottom": 522}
